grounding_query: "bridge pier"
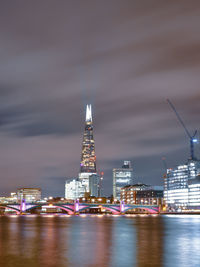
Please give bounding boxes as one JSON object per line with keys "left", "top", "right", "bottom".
{"left": 74, "top": 199, "right": 80, "bottom": 215}
{"left": 20, "top": 199, "right": 26, "bottom": 214}
{"left": 120, "top": 201, "right": 125, "bottom": 215}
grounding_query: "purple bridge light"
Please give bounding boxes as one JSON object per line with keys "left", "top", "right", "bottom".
{"left": 1, "top": 201, "right": 160, "bottom": 215}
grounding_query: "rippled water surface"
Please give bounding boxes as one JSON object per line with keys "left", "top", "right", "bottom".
{"left": 0, "top": 214, "right": 200, "bottom": 267}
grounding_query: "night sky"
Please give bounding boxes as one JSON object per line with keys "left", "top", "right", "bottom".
{"left": 1, "top": 1, "right": 200, "bottom": 197}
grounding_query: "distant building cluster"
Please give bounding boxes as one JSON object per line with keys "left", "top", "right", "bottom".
{"left": 0, "top": 192, "right": 18, "bottom": 204}
{"left": 2, "top": 104, "right": 200, "bottom": 215}
{"left": 64, "top": 105, "right": 164, "bottom": 207}
{"left": 113, "top": 161, "right": 133, "bottom": 200}
{"left": 112, "top": 161, "right": 163, "bottom": 206}
{"left": 0, "top": 188, "right": 41, "bottom": 204}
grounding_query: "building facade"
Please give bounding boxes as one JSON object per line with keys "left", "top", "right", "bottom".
{"left": 89, "top": 174, "right": 99, "bottom": 197}
{"left": 0, "top": 192, "right": 18, "bottom": 204}
{"left": 113, "top": 161, "right": 133, "bottom": 200}
{"left": 121, "top": 184, "right": 163, "bottom": 205}
{"left": 79, "top": 104, "right": 97, "bottom": 192}
{"left": 188, "top": 175, "right": 200, "bottom": 208}
{"left": 164, "top": 159, "right": 200, "bottom": 211}
{"left": 65, "top": 179, "right": 86, "bottom": 200}
{"left": 17, "top": 188, "right": 41, "bottom": 202}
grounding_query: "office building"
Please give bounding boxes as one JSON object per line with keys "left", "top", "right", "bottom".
{"left": 113, "top": 161, "right": 133, "bottom": 200}
{"left": 164, "top": 159, "right": 200, "bottom": 210}
{"left": 17, "top": 188, "right": 41, "bottom": 202}
{"left": 121, "top": 184, "right": 163, "bottom": 205}
{"left": 0, "top": 192, "right": 18, "bottom": 204}
{"left": 89, "top": 174, "right": 99, "bottom": 197}
{"left": 65, "top": 179, "right": 86, "bottom": 200}
{"left": 188, "top": 175, "right": 200, "bottom": 207}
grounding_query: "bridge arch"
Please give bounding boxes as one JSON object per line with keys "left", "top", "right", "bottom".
{"left": 0, "top": 205, "right": 20, "bottom": 214}
{"left": 25, "top": 204, "right": 74, "bottom": 215}
{"left": 101, "top": 206, "right": 120, "bottom": 214}
{"left": 79, "top": 204, "right": 121, "bottom": 214}
{"left": 124, "top": 205, "right": 159, "bottom": 214}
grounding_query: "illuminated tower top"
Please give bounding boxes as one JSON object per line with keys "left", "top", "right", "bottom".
{"left": 80, "top": 104, "right": 96, "bottom": 174}
{"left": 86, "top": 104, "right": 92, "bottom": 122}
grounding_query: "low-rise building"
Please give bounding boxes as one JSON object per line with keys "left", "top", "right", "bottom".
{"left": 121, "top": 184, "right": 163, "bottom": 205}
{"left": 17, "top": 188, "right": 41, "bottom": 203}
{"left": 0, "top": 192, "right": 18, "bottom": 204}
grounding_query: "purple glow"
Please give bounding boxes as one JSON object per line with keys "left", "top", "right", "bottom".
{"left": 75, "top": 200, "right": 79, "bottom": 212}
{"left": 21, "top": 199, "right": 26, "bottom": 212}
{"left": 120, "top": 201, "right": 125, "bottom": 212}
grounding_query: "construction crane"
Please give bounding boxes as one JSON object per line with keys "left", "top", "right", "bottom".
{"left": 167, "top": 99, "right": 198, "bottom": 160}
{"left": 162, "top": 157, "right": 168, "bottom": 171}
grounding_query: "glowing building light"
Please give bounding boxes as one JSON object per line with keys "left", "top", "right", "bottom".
{"left": 86, "top": 104, "right": 92, "bottom": 122}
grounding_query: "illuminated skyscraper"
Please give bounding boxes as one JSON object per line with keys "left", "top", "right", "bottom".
{"left": 79, "top": 104, "right": 97, "bottom": 192}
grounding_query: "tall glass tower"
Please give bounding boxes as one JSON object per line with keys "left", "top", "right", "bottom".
{"left": 79, "top": 104, "right": 97, "bottom": 192}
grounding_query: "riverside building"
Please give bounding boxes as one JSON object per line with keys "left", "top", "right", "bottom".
{"left": 188, "top": 175, "right": 200, "bottom": 207}
{"left": 121, "top": 184, "right": 163, "bottom": 205}
{"left": 113, "top": 161, "right": 133, "bottom": 200}
{"left": 164, "top": 159, "right": 200, "bottom": 211}
{"left": 0, "top": 192, "right": 17, "bottom": 204}
{"left": 17, "top": 188, "right": 41, "bottom": 202}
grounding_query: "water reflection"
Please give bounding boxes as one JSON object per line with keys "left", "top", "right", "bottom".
{"left": 135, "top": 215, "right": 164, "bottom": 266}
{"left": 163, "top": 215, "right": 200, "bottom": 267}
{"left": 0, "top": 215, "right": 200, "bottom": 267}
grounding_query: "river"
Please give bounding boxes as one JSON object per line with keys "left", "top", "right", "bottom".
{"left": 0, "top": 214, "right": 199, "bottom": 267}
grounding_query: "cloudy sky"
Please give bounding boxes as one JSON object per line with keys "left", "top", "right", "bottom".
{"left": 0, "top": 1, "right": 200, "bottom": 197}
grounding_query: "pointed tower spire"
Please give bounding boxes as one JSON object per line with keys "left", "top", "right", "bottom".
{"left": 80, "top": 104, "right": 96, "bottom": 174}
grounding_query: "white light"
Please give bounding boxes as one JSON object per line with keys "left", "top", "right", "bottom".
{"left": 86, "top": 104, "right": 92, "bottom": 122}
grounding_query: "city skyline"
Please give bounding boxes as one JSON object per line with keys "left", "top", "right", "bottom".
{"left": 0, "top": 1, "right": 200, "bottom": 196}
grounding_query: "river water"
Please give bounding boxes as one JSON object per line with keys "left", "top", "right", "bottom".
{"left": 0, "top": 214, "right": 199, "bottom": 267}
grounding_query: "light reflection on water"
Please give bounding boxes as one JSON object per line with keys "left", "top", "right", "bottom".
{"left": 0, "top": 215, "right": 200, "bottom": 267}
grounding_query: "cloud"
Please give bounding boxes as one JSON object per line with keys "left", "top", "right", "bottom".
{"left": 0, "top": 1, "right": 200, "bottom": 196}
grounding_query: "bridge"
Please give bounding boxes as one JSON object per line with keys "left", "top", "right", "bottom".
{"left": 0, "top": 200, "right": 160, "bottom": 215}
